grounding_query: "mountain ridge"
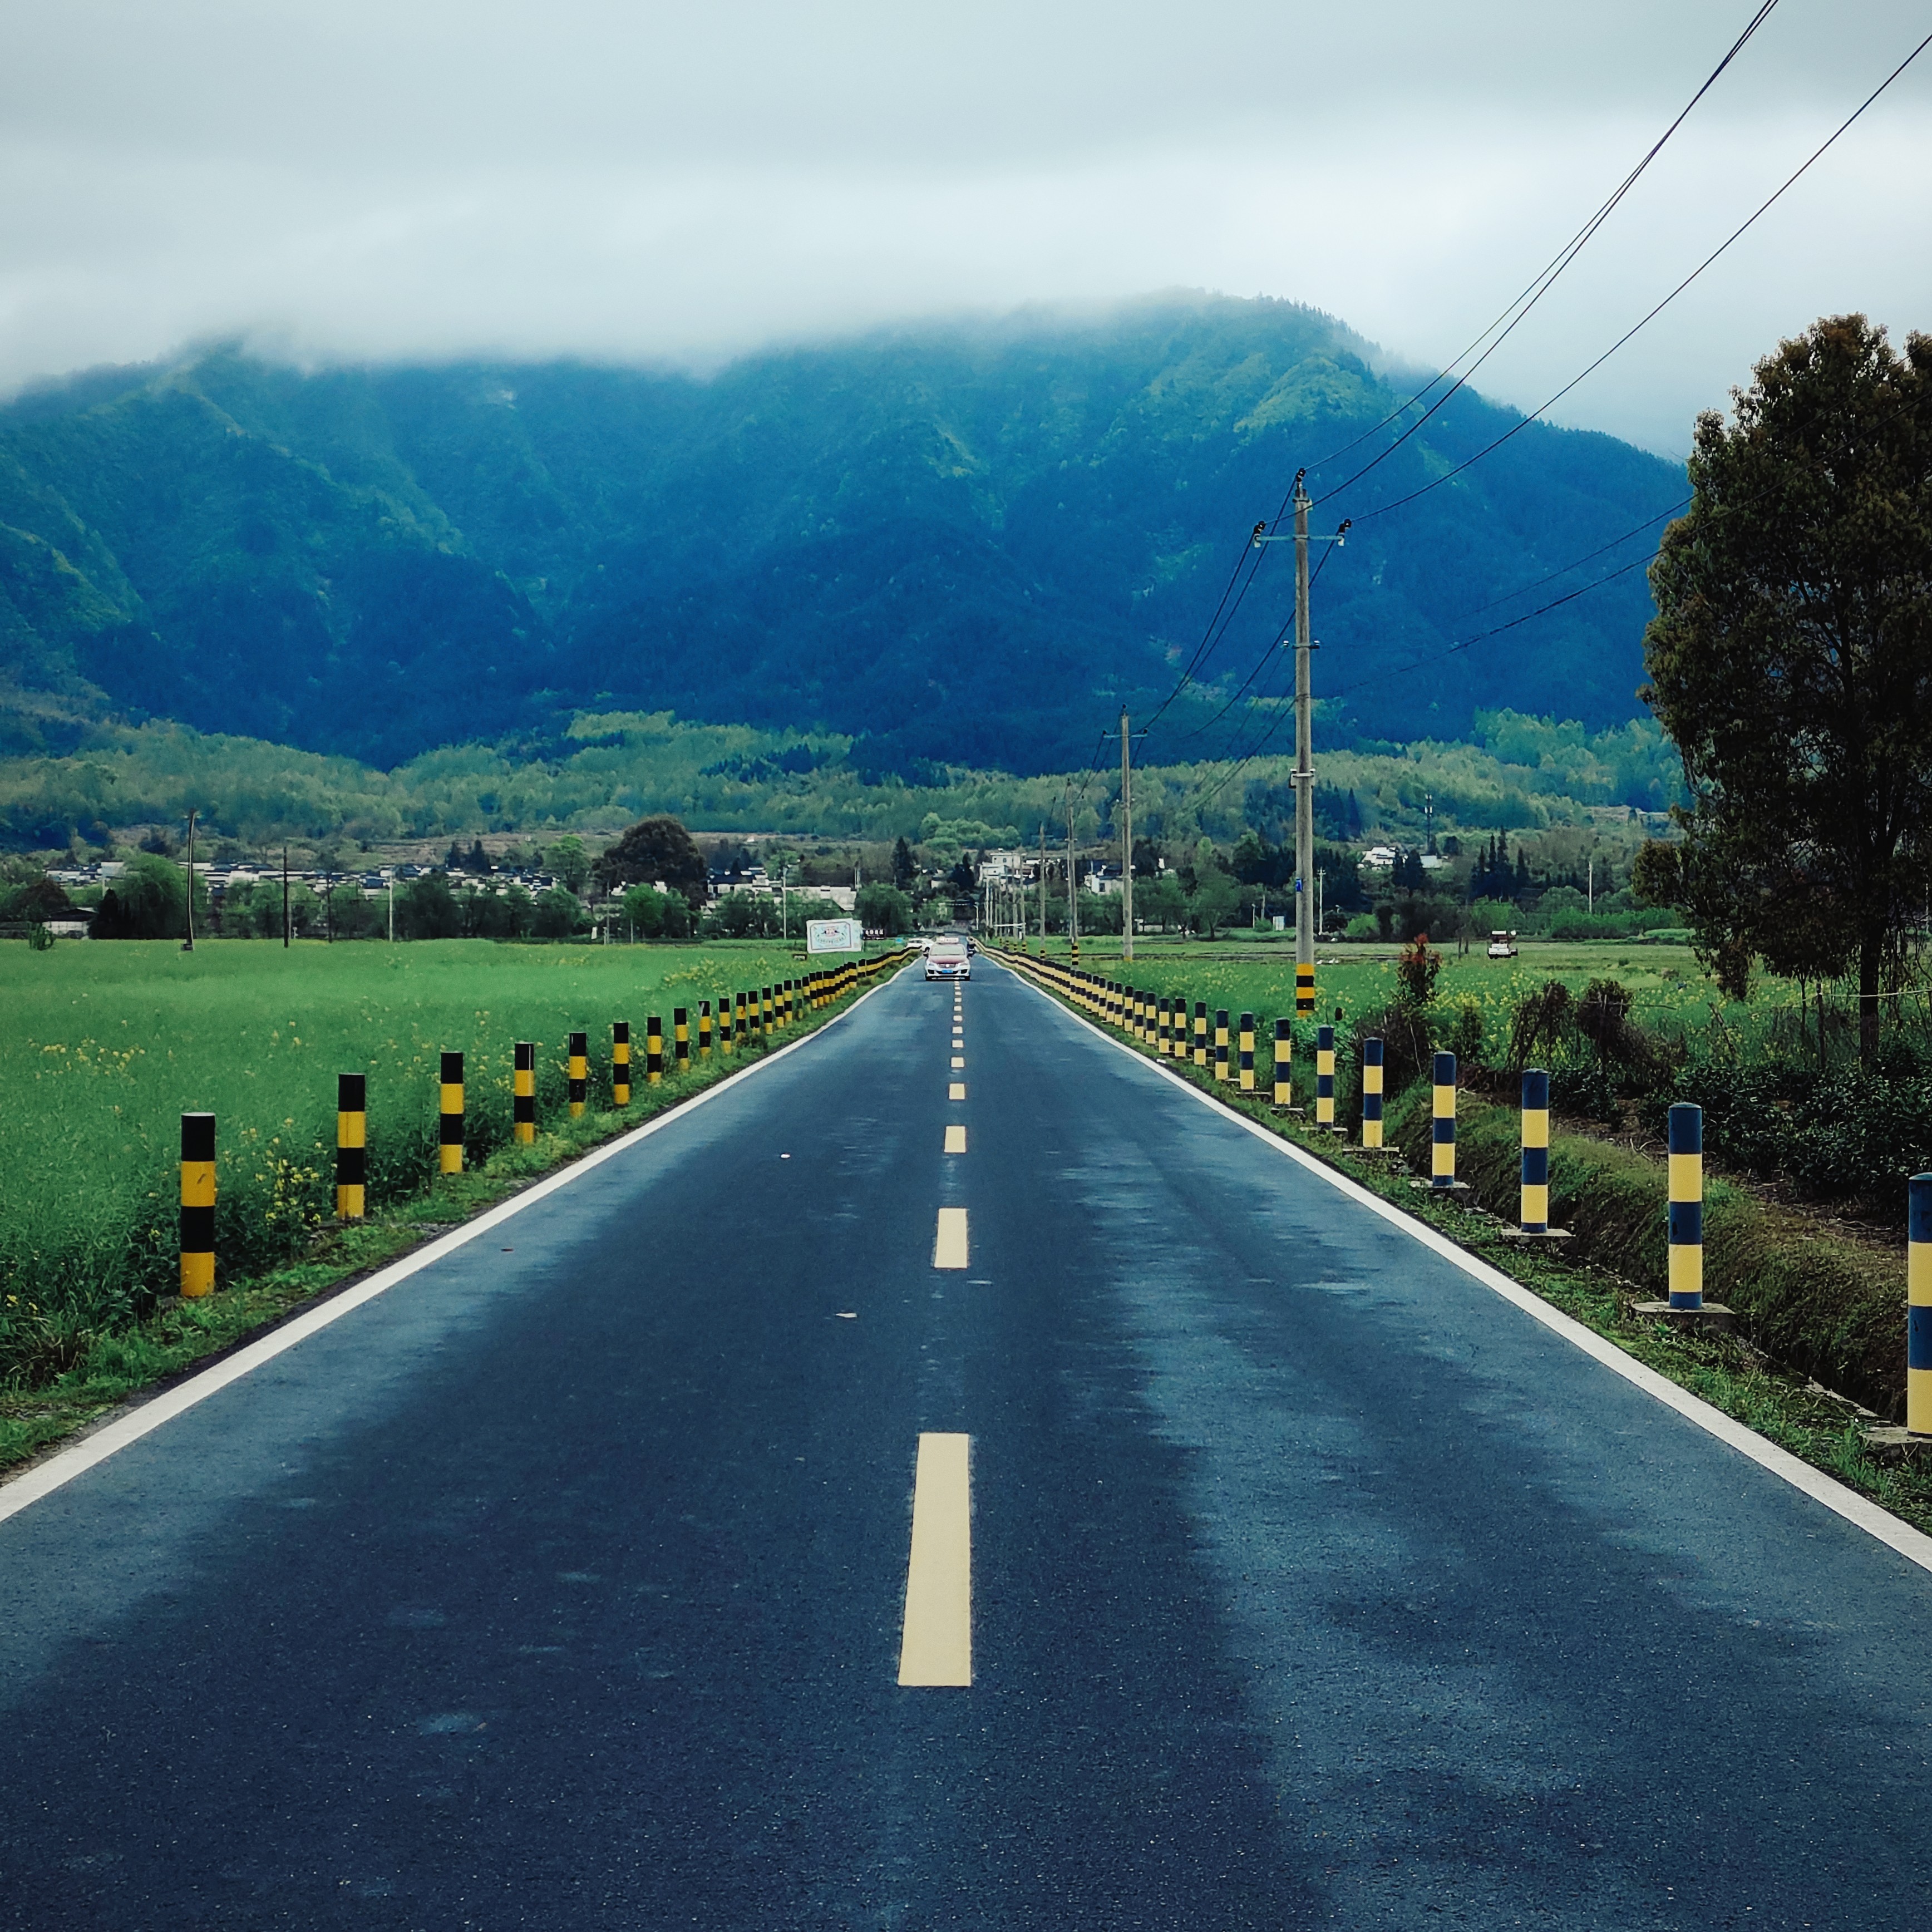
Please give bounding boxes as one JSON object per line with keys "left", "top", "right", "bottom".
{"left": 0, "top": 293, "right": 1685, "bottom": 772}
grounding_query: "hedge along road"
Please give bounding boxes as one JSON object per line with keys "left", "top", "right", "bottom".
{"left": 2, "top": 960, "right": 1931, "bottom": 1929}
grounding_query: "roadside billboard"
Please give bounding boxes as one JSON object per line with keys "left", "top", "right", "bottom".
{"left": 806, "top": 918, "right": 863, "bottom": 954}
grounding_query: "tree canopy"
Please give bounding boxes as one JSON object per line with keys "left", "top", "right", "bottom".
{"left": 594, "top": 815, "right": 708, "bottom": 908}
{"left": 1639, "top": 314, "right": 1932, "bottom": 1057}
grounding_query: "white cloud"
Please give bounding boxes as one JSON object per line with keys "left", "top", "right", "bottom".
{"left": 2, "top": 1, "right": 1928, "bottom": 452}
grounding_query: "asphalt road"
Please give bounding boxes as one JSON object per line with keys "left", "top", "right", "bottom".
{"left": 3, "top": 957, "right": 1930, "bottom": 1930}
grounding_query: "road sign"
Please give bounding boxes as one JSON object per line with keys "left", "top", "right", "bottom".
{"left": 807, "top": 918, "right": 862, "bottom": 954}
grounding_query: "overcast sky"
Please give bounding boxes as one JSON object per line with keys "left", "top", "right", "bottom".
{"left": 1, "top": 1, "right": 1926, "bottom": 452}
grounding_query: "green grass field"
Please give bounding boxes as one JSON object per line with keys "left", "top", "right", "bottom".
{"left": 0, "top": 937, "right": 863, "bottom": 1381}
{"left": 1021, "top": 934, "right": 1726, "bottom": 1050}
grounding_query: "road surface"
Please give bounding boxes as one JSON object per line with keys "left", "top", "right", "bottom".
{"left": 2, "top": 958, "right": 1929, "bottom": 1929}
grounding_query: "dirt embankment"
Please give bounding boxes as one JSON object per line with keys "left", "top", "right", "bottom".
{"left": 1387, "top": 1087, "right": 1908, "bottom": 1420}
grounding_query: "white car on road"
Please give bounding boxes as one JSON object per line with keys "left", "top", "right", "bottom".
{"left": 925, "top": 943, "right": 971, "bottom": 981}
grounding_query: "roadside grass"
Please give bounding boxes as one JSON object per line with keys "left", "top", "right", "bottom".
{"left": 1003, "top": 948, "right": 1932, "bottom": 1540}
{"left": 1023, "top": 934, "right": 1730, "bottom": 1049}
{"left": 0, "top": 939, "right": 893, "bottom": 1452}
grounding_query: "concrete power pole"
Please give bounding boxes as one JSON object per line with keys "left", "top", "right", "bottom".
{"left": 1120, "top": 709, "right": 1135, "bottom": 963}
{"left": 1037, "top": 821, "right": 1047, "bottom": 953}
{"left": 1254, "top": 478, "right": 1348, "bottom": 1014}
{"left": 1065, "top": 780, "right": 1079, "bottom": 965}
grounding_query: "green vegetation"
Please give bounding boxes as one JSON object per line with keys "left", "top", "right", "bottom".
{"left": 0, "top": 299, "right": 1681, "bottom": 775}
{"left": 0, "top": 938, "right": 886, "bottom": 1404}
{"left": 0, "top": 705, "right": 1680, "bottom": 856}
{"left": 1638, "top": 314, "right": 1932, "bottom": 1056}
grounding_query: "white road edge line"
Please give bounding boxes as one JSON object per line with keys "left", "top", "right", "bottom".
{"left": 0, "top": 967, "right": 911, "bottom": 1527}
{"left": 1000, "top": 959, "right": 1932, "bottom": 1579}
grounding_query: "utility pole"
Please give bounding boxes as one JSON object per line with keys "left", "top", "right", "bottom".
{"left": 1253, "top": 479, "right": 1348, "bottom": 1013}
{"left": 1120, "top": 708, "right": 1135, "bottom": 962}
{"left": 1037, "top": 822, "right": 1047, "bottom": 951}
{"left": 1065, "top": 780, "right": 1079, "bottom": 965}
{"left": 182, "top": 809, "right": 196, "bottom": 952}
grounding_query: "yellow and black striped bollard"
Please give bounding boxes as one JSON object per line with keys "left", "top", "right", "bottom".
{"left": 720, "top": 995, "right": 735, "bottom": 1056}
{"left": 1520, "top": 1069, "right": 1551, "bottom": 1230}
{"left": 1156, "top": 997, "right": 1171, "bottom": 1054}
{"left": 674, "top": 1007, "right": 690, "bottom": 1071}
{"left": 612, "top": 1022, "right": 632, "bottom": 1107}
{"left": 1273, "top": 1018, "right": 1292, "bottom": 1106}
{"left": 759, "top": 986, "right": 772, "bottom": 1037}
{"left": 568, "top": 1032, "right": 588, "bottom": 1118}
{"left": 1238, "top": 1013, "right": 1255, "bottom": 1092}
{"left": 778, "top": 981, "right": 791, "bottom": 1027}
{"left": 1192, "top": 1002, "right": 1208, "bottom": 1068}
{"left": 1668, "top": 1101, "right": 1703, "bottom": 1309}
{"left": 1316, "top": 1024, "right": 1336, "bottom": 1129}
{"left": 1361, "top": 1037, "right": 1384, "bottom": 1149}
{"left": 698, "top": 1000, "right": 713, "bottom": 1059}
{"left": 336, "top": 1074, "right": 366, "bottom": 1220}
{"left": 1296, "top": 960, "right": 1315, "bottom": 1017}
{"left": 1910, "top": 1174, "right": 1932, "bottom": 1435}
{"left": 1430, "top": 1051, "right": 1457, "bottom": 1189}
{"left": 647, "top": 1016, "right": 664, "bottom": 1085}
{"left": 736, "top": 991, "right": 749, "bottom": 1044}
{"left": 440, "top": 1051, "right": 465, "bottom": 1175}
{"left": 1214, "top": 1009, "right": 1230, "bottom": 1083}
{"left": 180, "top": 1111, "right": 216, "bottom": 1297}
{"left": 514, "top": 1043, "right": 536, "bottom": 1143}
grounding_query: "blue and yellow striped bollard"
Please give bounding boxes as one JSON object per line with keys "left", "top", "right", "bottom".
{"left": 647, "top": 1016, "right": 664, "bottom": 1085}
{"left": 1273, "top": 1018, "right": 1292, "bottom": 1106}
{"left": 439, "top": 1051, "right": 464, "bottom": 1174}
{"left": 1295, "top": 960, "right": 1315, "bottom": 1017}
{"left": 1521, "top": 1070, "right": 1551, "bottom": 1232}
{"left": 1360, "top": 1037, "right": 1383, "bottom": 1147}
{"left": 568, "top": 1032, "right": 588, "bottom": 1118}
{"left": 1910, "top": 1174, "right": 1932, "bottom": 1436}
{"left": 1316, "top": 1024, "right": 1336, "bottom": 1128}
{"left": 674, "top": 1007, "right": 690, "bottom": 1071}
{"left": 1668, "top": 1101, "right": 1703, "bottom": 1309}
{"left": 180, "top": 1111, "right": 215, "bottom": 1297}
{"left": 336, "top": 1074, "right": 366, "bottom": 1220}
{"left": 514, "top": 1042, "right": 536, "bottom": 1143}
{"left": 1238, "top": 1013, "right": 1255, "bottom": 1092}
{"left": 612, "top": 1022, "right": 631, "bottom": 1107}
{"left": 1430, "top": 1051, "right": 1457, "bottom": 1189}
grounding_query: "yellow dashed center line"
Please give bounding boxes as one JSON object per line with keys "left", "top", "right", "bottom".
{"left": 950, "top": 1056, "right": 964, "bottom": 1070}
{"left": 944, "top": 1125, "right": 966, "bottom": 1154}
{"left": 933, "top": 1206, "right": 969, "bottom": 1269}
{"left": 948, "top": 1082, "right": 967, "bottom": 1100}
{"left": 898, "top": 1432, "right": 972, "bottom": 1687}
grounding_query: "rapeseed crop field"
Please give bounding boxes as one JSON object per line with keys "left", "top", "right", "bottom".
{"left": 0, "top": 937, "right": 850, "bottom": 1383}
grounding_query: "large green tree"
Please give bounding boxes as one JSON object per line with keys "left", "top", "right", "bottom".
{"left": 1639, "top": 314, "right": 1932, "bottom": 1059}
{"left": 595, "top": 815, "right": 708, "bottom": 908}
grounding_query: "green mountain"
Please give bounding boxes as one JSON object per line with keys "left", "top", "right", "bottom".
{"left": 0, "top": 294, "right": 1685, "bottom": 775}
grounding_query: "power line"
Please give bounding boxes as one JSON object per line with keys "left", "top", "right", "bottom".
{"left": 1308, "top": 1, "right": 1783, "bottom": 501}
{"left": 1333, "top": 22, "right": 1932, "bottom": 524}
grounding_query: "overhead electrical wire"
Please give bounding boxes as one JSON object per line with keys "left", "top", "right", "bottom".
{"left": 1334, "top": 22, "right": 1932, "bottom": 525}
{"left": 1308, "top": 0, "right": 1784, "bottom": 502}
{"left": 1122, "top": 3, "right": 1785, "bottom": 778}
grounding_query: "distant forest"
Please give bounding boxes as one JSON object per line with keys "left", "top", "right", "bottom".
{"left": 0, "top": 294, "right": 1684, "bottom": 778}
